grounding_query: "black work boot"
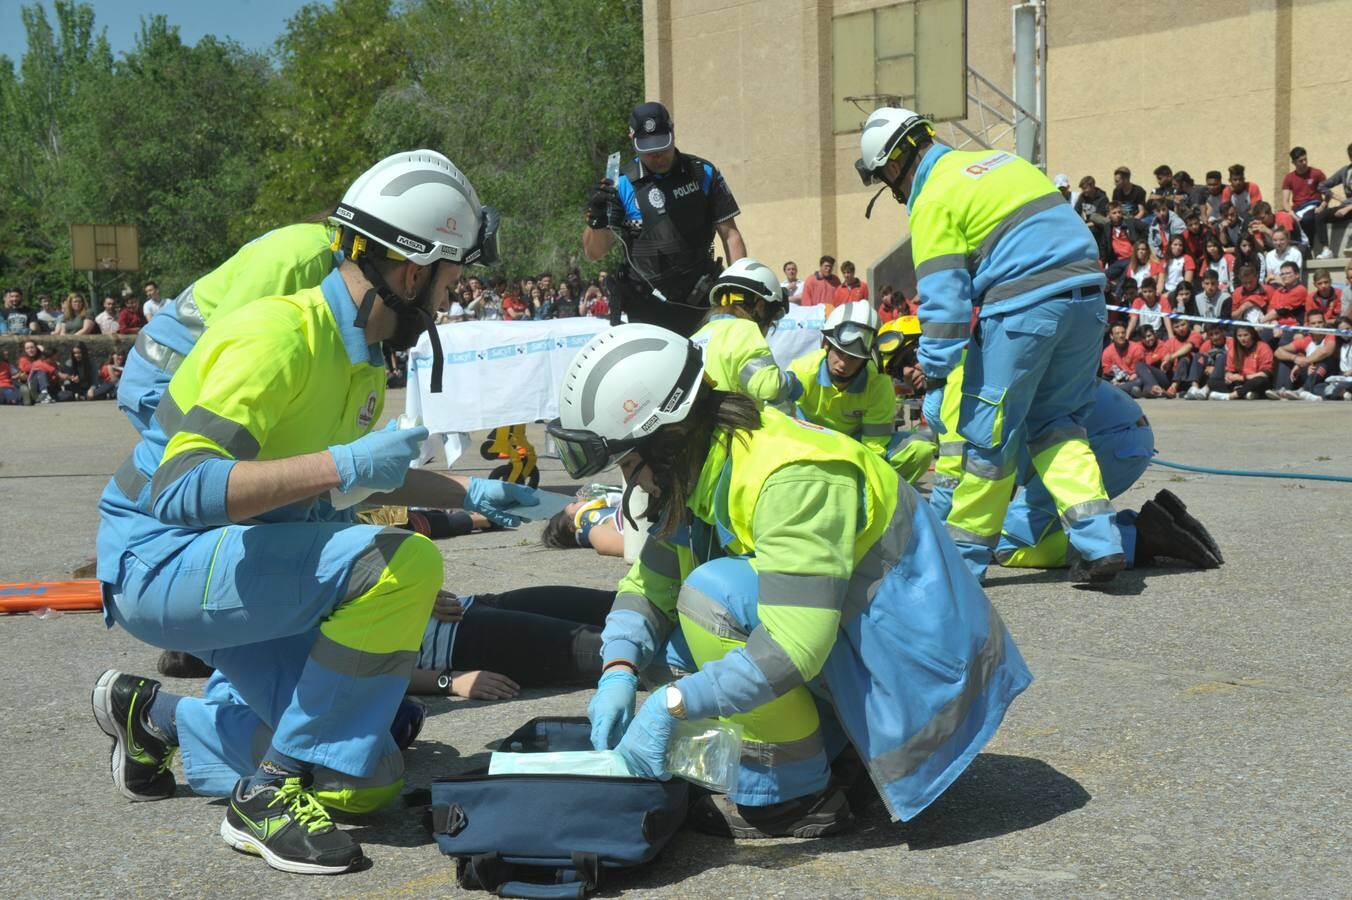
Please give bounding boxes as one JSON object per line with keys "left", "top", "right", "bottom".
{"left": 1152, "top": 489, "right": 1224, "bottom": 564}
{"left": 688, "top": 786, "right": 853, "bottom": 839}
{"left": 1068, "top": 552, "right": 1127, "bottom": 584}
{"left": 1133, "top": 499, "right": 1221, "bottom": 569}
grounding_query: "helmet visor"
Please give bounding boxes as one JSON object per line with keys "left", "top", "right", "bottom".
{"left": 547, "top": 421, "right": 641, "bottom": 479}
{"left": 465, "top": 205, "right": 501, "bottom": 267}
{"left": 826, "top": 322, "right": 876, "bottom": 358}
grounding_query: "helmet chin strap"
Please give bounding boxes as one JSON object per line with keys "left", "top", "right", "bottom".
{"left": 353, "top": 257, "right": 446, "bottom": 393}
{"left": 864, "top": 143, "right": 923, "bottom": 218}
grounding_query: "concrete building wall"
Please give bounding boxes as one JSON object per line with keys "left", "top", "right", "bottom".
{"left": 645, "top": 0, "right": 1352, "bottom": 286}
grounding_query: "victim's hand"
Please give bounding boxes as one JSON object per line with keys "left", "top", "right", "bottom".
{"left": 432, "top": 590, "right": 463, "bottom": 623}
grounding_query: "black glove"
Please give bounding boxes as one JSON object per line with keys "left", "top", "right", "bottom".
{"left": 587, "top": 180, "right": 622, "bottom": 229}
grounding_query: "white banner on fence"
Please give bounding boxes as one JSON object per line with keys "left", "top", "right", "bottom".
{"left": 406, "top": 305, "right": 831, "bottom": 465}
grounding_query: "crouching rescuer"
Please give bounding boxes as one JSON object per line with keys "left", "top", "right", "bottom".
{"left": 547, "top": 324, "right": 1031, "bottom": 838}
{"left": 91, "top": 151, "right": 537, "bottom": 875}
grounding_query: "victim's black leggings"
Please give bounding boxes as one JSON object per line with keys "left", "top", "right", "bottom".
{"left": 449, "top": 586, "right": 615, "bottom": 686}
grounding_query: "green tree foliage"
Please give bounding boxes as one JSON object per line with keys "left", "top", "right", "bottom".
{"left": 240, "top": 0, "right": 412, "bottom": 238}
{"left": 391, "top": 0, "right": 644, "bottom": 275}
{"left": 0, "top": 0, "right": 644, "bottom": 292}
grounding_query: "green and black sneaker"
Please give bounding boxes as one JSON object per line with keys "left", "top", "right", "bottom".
{"left": 221, "top": 774, "right": 365, "bottom": 875}
{"left": 91, "top": 669, "right": 177, "bottom": 801}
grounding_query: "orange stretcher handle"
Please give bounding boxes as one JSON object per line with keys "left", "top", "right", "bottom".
{"left": 0, "top": 580, "right": 104, "bottom": 613}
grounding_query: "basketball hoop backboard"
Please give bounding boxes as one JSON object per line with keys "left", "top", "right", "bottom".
{"left": 832, "top": 0, "right": 967, "bottom": 133}
{"left": 70, "top": 224, "right": 139, "bottom": 272}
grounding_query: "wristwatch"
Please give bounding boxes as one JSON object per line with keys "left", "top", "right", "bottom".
{"left": 665, "top": 685, "right": 687, "bottom": 719}
{"left": 924, "top": 374, "right": 947, "bottom": 392}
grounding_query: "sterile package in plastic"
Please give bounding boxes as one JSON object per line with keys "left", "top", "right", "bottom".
{"left": 664, "top": 719, "right": 744, "bottom": 793}
{"left": 487, "top": 749, "right": 640, "bottom": 778}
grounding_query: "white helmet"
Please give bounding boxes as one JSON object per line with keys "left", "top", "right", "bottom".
{"left": 548, "top": 324, "right": 705, "bottom": 478}
{"left": 823, "top": 300, "right": 879, "bottom": 359}
{"left": 855, "top": 106, "right": 935, "bottom": 207}
{"left": 708, "top": 258, "right": 785, "bottom": 307}
{"left": 331, "top": 149, "right": 499, "bottom": 268}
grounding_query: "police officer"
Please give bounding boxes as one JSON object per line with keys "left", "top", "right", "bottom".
{"left": 857, "top": 107, "right": 1124, "bottom": 584}
{"left": 583, "top": 101, "right": 747, "bottom": 336}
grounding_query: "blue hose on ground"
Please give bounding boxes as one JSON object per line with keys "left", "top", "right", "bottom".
{"left": 1151, "top": 458, "right": 1352, "bottom": 484}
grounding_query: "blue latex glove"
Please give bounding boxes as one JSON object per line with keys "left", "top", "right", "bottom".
{"left": 464, "top": 477, "right": 540, "bottom": 528}
{"left": 615, "top": 691, "right": 676, "bottom": 780}
{"left": 922, "top": 384, "right": 945, "bottom": 435}
{"left": 328, "top": 420, "right": 429, "bottom": 492}
{"left": 588, "top": 669, "right": 639, "bottom": 750}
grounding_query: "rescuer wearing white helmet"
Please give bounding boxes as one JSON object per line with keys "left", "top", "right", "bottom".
{"left": 91, "top": 151, "right": 538, "bottom": 875}
{"left": 689, "top": 257, "right": 801, "bottom": 406}
{"left": 784, "top": 301, "right": 930, "bottom": 481}
{"left": 548, "top": 323, "right": 1030, "bottom": 839}
{"left": 857, "top": 106, "right": 1123, "bottom": 584}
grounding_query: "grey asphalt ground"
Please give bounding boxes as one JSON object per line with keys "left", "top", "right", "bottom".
{"left": 1, "top": 394, "right": 1349, "bottom": 898}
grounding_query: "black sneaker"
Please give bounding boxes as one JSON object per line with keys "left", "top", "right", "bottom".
{"left": 221, "top": 775, "right": 365, "bottom": 874}
{"left": 688, "top": 786, "right": 853, "bottom": 839}
{"left": 91, "top": 669, "right": 177, "bottom": 801}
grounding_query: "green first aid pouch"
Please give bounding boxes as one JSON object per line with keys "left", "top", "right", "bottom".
{"left": 428, "top": 717, "right": 689, "bottom": 899}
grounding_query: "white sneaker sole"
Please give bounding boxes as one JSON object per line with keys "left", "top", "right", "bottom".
{"left": 219, "top": 818, "right": 361, "bottom": 875}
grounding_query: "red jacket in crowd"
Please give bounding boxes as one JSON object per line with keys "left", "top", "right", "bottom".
{"left": 117, "top": 306, "right": 147, "bottom": 335}
{"left": 1308, "top": 285, "right": 1342, "bottom": 320}
{"left": 0, "top": 360, "right": 14, "bottom": 388}
{"left": 798, "top": 272, "right": 841, "bottom": 307}
{"left": 1232, "top": 283, "right": 1275, "bottom": 317}
{"left": 833, "top": 279, "right": 868, "bottom": 305}
{"left": 1268, "top": 283, "right": 1312, "bottom": 325}
{"left": 1101, "top": 341, "right": 1144, "bottom": 377}
{"left": 1227, "top": 340, "right": 1274, "bottom": 376}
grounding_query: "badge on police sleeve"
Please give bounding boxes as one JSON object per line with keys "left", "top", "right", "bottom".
{"left": 357, "top": 391, "right": 378, "bottom": 429}
{"left": 648, "top": 187, "right": 665, "bottom": 210}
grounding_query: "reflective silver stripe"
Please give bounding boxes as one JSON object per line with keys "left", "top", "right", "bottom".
{"left": 345, "top": 528, "right": 414, "bottom": 599}
{"left": 932, "top": 473, "right": 961, "bottom": 489}
{"left": 113, "top": 455, "right": 148, "bottom": 499}
{"left": 860, "top": 422, "right": 894, "bottom": 437}
{"left": 946, "top": 523, "right": 1000, "bottom": 548}
{"left": 134, "top": 330, "right": 187, "bottom": 374}
{"left": 741, "top": 732, "right": 825, "bottom": 767}
{"left": 915, "top": 253, "right": 968, "bottom": 280}
{"left": 983, "top": 258, "right": 1103, "bottom": 304}
{"left": 888, "top": 431, "right": 933, "bottom": 453}
{"left": 758, "top": 571, "right": 848, "bottom": 611}
{"left": 175, "top": 285, "right": 206, "bottom": 337}
{"left": 613, "top": 590, "right": 673, "bottom": 641}
{"left": 938, "top": 441, "right": 965, "bottom": 457}
{"left": 1028, "top": 425, "right": 1088, "bottom": 457}
{"left": 868, "top": 606, "right": 1008, "bottom": 782}
{"left": 309, "top": 632, "right": 417, "bottom": 678}
{"left": 1062, "top": 498, "right": 1114, "bottom": 524}
{"left": 677, "top": 583, "right": 748, "bottom": 640}
{"left": 739, "top": 355, "right": 773, "bottom": 389}
{"left": 638, "top": 539, "right": 681, "bottom": 580}
{"left": 970, "top": 192, "right": 1064, "bottom": 270}
{"left": 922, "top": 321, "right": 971, "bottom": 340}
{"left": 746, "top": 627, "right": 803, "bottom": 695}
{"left": 841, "top": 483, "right": 918, "bottom": 623}
{"left": 962, "top": 455, "right": 1016, "bottom": 481}
{"left": 150, "top": 448, "right": 228, "bottom": 505}
{"left": 155, "top": 392, "right": 186, "bottom": 436}
{"left": 181, "top": 406, "right": 261, "bottom": 459}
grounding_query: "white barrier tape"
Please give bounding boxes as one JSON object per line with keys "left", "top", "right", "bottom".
{"left": 1106, "top": 304, "right": 1352, "bottom": 337}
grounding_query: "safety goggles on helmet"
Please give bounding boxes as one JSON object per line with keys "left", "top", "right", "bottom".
{"left": 825, "top": 321, "right": 876, "bottom": 359}
{"left": 464, "top": 206, "right": 501, "bottom": 267}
